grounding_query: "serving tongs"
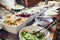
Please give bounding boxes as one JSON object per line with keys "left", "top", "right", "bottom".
{"left": 0, "top": 7, "right": 15, "bottom": 14}
{"left": 33, "top": 19, "right": 57, "bottom": 38}
{"left": 0, "top": 1, "right": 15, "bottom": 14}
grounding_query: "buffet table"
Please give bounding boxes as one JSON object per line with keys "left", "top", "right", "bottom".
{"left": 0, "top": 1, "right": 60, "bottom": 40}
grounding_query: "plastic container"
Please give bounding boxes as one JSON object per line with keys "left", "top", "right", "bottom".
{"left": 35, "top": 16, "right": 53, "bottom": 26}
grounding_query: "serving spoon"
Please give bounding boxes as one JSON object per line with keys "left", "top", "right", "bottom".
{"left": 33, "top": 20, "right": 56, "bottom": 39}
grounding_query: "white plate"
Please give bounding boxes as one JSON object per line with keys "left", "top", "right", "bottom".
{"left": 45, "top": 10, "right": 58, "bottom": 16}
{"left": 13, "top": 5, "right": 25, "bottom": 10}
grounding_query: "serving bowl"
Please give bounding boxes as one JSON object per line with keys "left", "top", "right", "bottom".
{"left": 19, "top": 26, "right": 50, "bottom": 40}
{"left": 35, "top": 16, "right": 53, "bottom": 26}
{"left": 0, "top": 14, "right": 28, "bottom": 34}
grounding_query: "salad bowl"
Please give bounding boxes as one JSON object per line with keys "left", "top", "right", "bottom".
{"left": 19, "top": 26, "right": 50, "bottom": 40}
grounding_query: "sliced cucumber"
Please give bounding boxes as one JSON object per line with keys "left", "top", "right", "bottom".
{"left": 24, "top": 33, "right": 32, "bottom": 39}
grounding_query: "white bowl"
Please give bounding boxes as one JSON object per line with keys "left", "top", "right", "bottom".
{"left": 19, "top": 26, "right": 50, "bottom": 40}
{"left": 13, "top": 5, "right": 25, "bottom": 10}
{"left": 35, "top": 16, "right": 53, "bottom": 26}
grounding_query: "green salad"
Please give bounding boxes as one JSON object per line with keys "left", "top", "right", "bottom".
{"left": 20, "top": 30, "right": 45, "bottom": 40}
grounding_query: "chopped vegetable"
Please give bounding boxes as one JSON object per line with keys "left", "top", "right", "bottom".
{"left": 3, "top": 14, "right": 26, "bottom": 26}
{"left": 20, "top": 30, "right": 45, "bottom": 40}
